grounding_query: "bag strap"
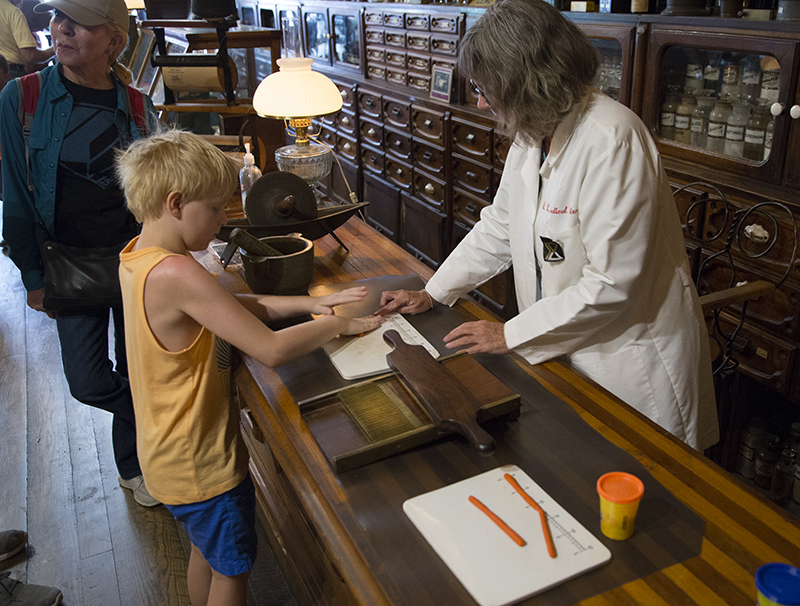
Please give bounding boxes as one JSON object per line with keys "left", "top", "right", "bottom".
{"left": 126, "top": 85, "right": 148, "bottom": 137}
{"left": 17, "top": 71, "right": 43, "bottom": 194}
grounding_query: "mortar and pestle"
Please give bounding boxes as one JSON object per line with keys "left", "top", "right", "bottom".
{"left": 229, "top": 228, "right": 314, "bottom": 295}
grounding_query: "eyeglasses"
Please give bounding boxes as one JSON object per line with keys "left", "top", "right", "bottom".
{"left": 470, "top": 79, "right": 488, "bottom": 101}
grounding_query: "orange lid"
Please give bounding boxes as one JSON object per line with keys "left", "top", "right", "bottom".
{"left": 597, "top": 472, "right": 645, "bottom": 504}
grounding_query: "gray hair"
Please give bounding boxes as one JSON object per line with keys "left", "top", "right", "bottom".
{"left": 458, "top": 0, "right": 599, "bottom": 144}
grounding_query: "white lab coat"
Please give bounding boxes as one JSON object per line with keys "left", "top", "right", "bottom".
{"left": 426, "top": 90, "right": 719, "bottom": 451}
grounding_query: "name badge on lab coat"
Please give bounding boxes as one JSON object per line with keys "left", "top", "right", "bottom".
{"left": 540, "top": 236, "right": 565, "bottom": 262}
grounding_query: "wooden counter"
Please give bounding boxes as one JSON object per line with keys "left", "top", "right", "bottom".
{"left": 201, "top": 217, "right": 800, "bottom": 606}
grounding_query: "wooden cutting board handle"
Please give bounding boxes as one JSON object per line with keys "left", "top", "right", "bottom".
{"left": 383, "top": 330, "right": 495, "bottom": 455}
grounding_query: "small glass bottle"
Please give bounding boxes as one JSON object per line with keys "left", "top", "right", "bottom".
{"left": 703, "top": 52, "right": 722, "bottom": 96}
{"left": 770, "top": 448, "right": 796, "bottom": 506}
{"left": 719, "top": 53, "right": 742, "bottom": 101}
{"left": 724, "top": 102, "right": 751, "bottom": 158}
{"left": 754, "top": 434, "right": 781, "bottom": 489}
{"left": 707, "top": 99, "right": 733, "bottom": 153}
{"left": 690, "top": 93, "right": 716, "bottom": 149}
{"left": 684, "top": 63, "right": 705, "bottom": 94}
{"left": 660, "top": 92, "right": 680, "bottom": 141}
{"left": 674, "top": 95, "right": 697, "bottom": 144}
{"left": 763, "top": 116, "right": 774, "bottom": 161}
{"left": 760, "top": 57, "right": 781, "bottom": 103}
{"left": 736, "top": 418, "right": 766, "bottom": 479}
{"left": 740, "top": 54, "right": 762, "bottom": 103}
{"left": 743, "top": 101, "right": 770, "bottom": 161}
{"left": 239, "top": 143, "right": 262, "bottom": 214}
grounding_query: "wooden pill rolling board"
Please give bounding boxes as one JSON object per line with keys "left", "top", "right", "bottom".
{"left": 298, "top": 336, "right": 521, "bottom": 473}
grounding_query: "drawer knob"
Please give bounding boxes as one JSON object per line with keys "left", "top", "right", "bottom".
{"left": 341, "top": 116, "right": 350, "bottom": 126}
{"left": 392, "top": 107, "right": 402, "bottom": 118}
{"left": 744, "top": 223, "right": 770, "bottom": 244}
{"left": 340, "top": 90, "right": 347, "bottom": 98}
{"left": 395, "top": 168, "right": 404, "bottom": 177}
{"left": 791, "top": 105, "right": 800, "bottom": 120}
{"left": 425, "top": 183, "right": 435, "bottom": 195}
{"left": 466, "top": 170, "right": 478, "bottom": 181}
{"left": 394, "top": 139, "right": 402, "bottom": 147}
{"left": 422, "top": 151, "right": 433, "bottom": 162}
{"left": 366, "top": 98, "right": 375, "bottom": 107}
{"left": 466, "top": 202, "right": 478, "bottom": 217}
{"left": 343, "top": 142, "right": 352, "bottom": 152}
{"left": 424, "top": 118, "right": 433, "bottom": 128}
{"left": 466, "top": 133, "right": 476, "bottom": 143}
{"left": 368, "top": 127, "right": 377, "bottom": 137}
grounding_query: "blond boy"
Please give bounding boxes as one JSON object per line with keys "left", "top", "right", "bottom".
{"left": 116, "top": 130, "right": 380, "bottom": 606}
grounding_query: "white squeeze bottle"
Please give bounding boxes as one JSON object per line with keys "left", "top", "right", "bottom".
{"left": 240, "top": 143, "right": 262, "bottom": 216}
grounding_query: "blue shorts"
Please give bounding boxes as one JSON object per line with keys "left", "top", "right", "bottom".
{"left": 165, "top": 475, "right": 257, "bottom": 576}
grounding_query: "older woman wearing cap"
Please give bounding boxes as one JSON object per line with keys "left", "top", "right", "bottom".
{"left": 377, "top": 0, "right": 719, "bottom": 452}
{"left": 0, "top": 0, "right": 159, "bottom": 506}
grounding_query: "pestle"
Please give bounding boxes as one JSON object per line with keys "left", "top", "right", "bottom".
{"left": 229, "top": 228, "right": 284, "bottom": 257}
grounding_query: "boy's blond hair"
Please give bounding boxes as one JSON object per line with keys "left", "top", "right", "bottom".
{"left": 117, "top": 129, "right": 239, "bottom": 222}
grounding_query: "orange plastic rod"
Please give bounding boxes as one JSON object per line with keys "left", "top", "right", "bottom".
{"left": 468, "top": 495, "right": 526, "bottom": 547}
{"left": 505, "top": 473, "right": 557, "bottom": 558}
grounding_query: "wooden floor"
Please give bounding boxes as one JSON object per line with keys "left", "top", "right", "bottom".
{"left": 0, "top": 212, "right": 295, "bottom": 605}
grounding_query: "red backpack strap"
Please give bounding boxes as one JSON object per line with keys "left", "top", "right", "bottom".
{"left": 126, "top": 86, "right": 148, "bottom": 137}
{"left": 16, "top": 72, "right": 43, "bottom": 192}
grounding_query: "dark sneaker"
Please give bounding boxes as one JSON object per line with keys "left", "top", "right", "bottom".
{"left": 0, "top": 531, "right": 26, "bottom": 563}
{"left": 118, "top": 475, "right": 161, "bottom": 508}
{"left": 0, "top": 572, "right": 62, "bottom": 606}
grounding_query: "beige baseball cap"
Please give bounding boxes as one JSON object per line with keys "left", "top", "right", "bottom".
{"left": 33, "top": 0, "right": 130, "bottom": 31}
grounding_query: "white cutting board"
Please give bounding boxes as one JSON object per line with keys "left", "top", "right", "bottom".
{"left": 322, "top": 313, "right": 439, "bottom": 380}
{"left": 404, "top": 465, "right": 612, "bottom": 606}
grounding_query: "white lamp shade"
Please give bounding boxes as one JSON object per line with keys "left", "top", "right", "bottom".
{"left": 125, "top": 0, "right": 146, "bottom": 9}
{"left": 253, "top": 57, "right": 343, "bottom": 119}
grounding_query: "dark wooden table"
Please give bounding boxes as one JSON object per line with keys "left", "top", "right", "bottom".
{"left": 201, "top": 217, "right": 800, "bottom": 606}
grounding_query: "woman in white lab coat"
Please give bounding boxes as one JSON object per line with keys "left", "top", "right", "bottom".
{"left": 377, "top": 0, "right": 719, "bottom": 451}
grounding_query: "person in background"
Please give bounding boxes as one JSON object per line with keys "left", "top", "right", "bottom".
{"left": 377, "top": 0, "right": 718, "bottom": 452}
{"left": 0, "top": 0, "right": 53, "bottom": 78}
{"left": 0, "top": 0, "right": 159, "bottom": 507}
{"left": 0, "top": 530, "right": 63, "bottom": 605}
{"left": 0, "top": 52, "right": 10, "bottom": 88}
{"left": 116, "top": 129, "right": 381, "bottom": 606}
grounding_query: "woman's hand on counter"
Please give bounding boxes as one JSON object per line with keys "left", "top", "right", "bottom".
{"left": 376, "top": 289, "right": 433, "bottom": 316}
{"left": 443, "top": 320, "right": 509, "bottom": 355}
{"left": 339, "top": 314, "right": 384, "bottom": 337}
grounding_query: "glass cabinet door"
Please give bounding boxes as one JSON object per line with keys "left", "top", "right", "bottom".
{"left": 575, "top": 23, "right": 636, "bottom": 107}
{"left": 644, "top": 27, "right": 798, "bottom": 186}
{"left": 303, "top": 8, "right": 330, "bottom": 63}
{"left": 332, "top": 11, "right": 361, "bottom": 70}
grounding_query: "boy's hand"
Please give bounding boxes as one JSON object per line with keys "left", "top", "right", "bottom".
{"left": 340, "top": 314, "right": 384, "bottom": 336}
{"left": 310, "top": 286, "right": 369, "bottom": 315}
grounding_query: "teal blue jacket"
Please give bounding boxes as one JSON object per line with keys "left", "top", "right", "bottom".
{"left": 0, "top": 63, "right": 157, "bottom": 291}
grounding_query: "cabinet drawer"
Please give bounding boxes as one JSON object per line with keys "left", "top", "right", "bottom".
{"left": 386, "top": 157, "right": 413, "bottom": 191}
{"left": 713, "top": 312, "right": 797, "bottom": 395}
{"left": 412, "top": 139, "right": 444, "bottom": 173}
{"left": 453, "top": 156, "right": 493, "bottom": 199}
{"left": 407, "top": 52, "right": 431, "bottom": 74}
{"left": 406, "top": 32, "right": 430, "bottom": 52}
{"left": 334, "top": 81, "right": 356, "bottom": 109}
{"left": 383, "top": 11, "right": 405, "bottom": 28}
{"left": 387, "top": 68, "right": 407, "bottom": 87}
{"left": 431, "top": 15, "right": 461, "bottom": 34}
{"left": 452, "top": 117, "right": 493, "bottom": 161}
{"left": 408, "top": 73, "right": 431, "bottom": 93}
{"left": 385, "top": 30, "right": 406, "bottom": 48}
{"left": 431, "top": 56, "right": 456, "bottom": 74}
{"left": 364, "top": 10, "right": 382, "bottom": 26}
{"left": 358, "top": 89, "right": 382, "bottom": 118}
{"left": 401, "top": 193, "right": 447, "bottom": 268}
{"left": 405, "top": 13, "right": 429, "bottom": 30}
{"left": 367, "top": 63, "right": 386, "bottom": 81}
{"left": 431, "top": 33, "right": 459, "bottom": 56}
{"left": 385, "top": 128, "right": 412, "bottom": 160}
{"left": 412, "top": 168, "right": 446, "bottom": 210}
{"left": 318, "top": 125, "right": 336, "bottom": 148}
{"left": 336, "top": 133, "right": 358, "bottom": 163}
{"left": 365, "top": 27, "right": 384, "bottom": 45}
{"left": 360, "top": 118, "right": 384, "bottom": 149}
{"left": 361, "top": 144, "right": 385, "bottom": 175}
{"left": 383, "top": 98, "right": 411, "bottom": 131}
{"left": 453, "top": 187, "right": 488, "bottom": 227}
{"left": 363, "top": 172, "right": 400, "bottom": 241}
{"left": 385, "top": 49, "right": 407, "bottom": 68}
{"left": 411, "top": 106, "right": 445, "bottom": 145}
{"left": 366, "top": 45, "right": 385, "bottom": 64}
{"left": 335, "top": 110, "right": 356, "bottom": 135}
